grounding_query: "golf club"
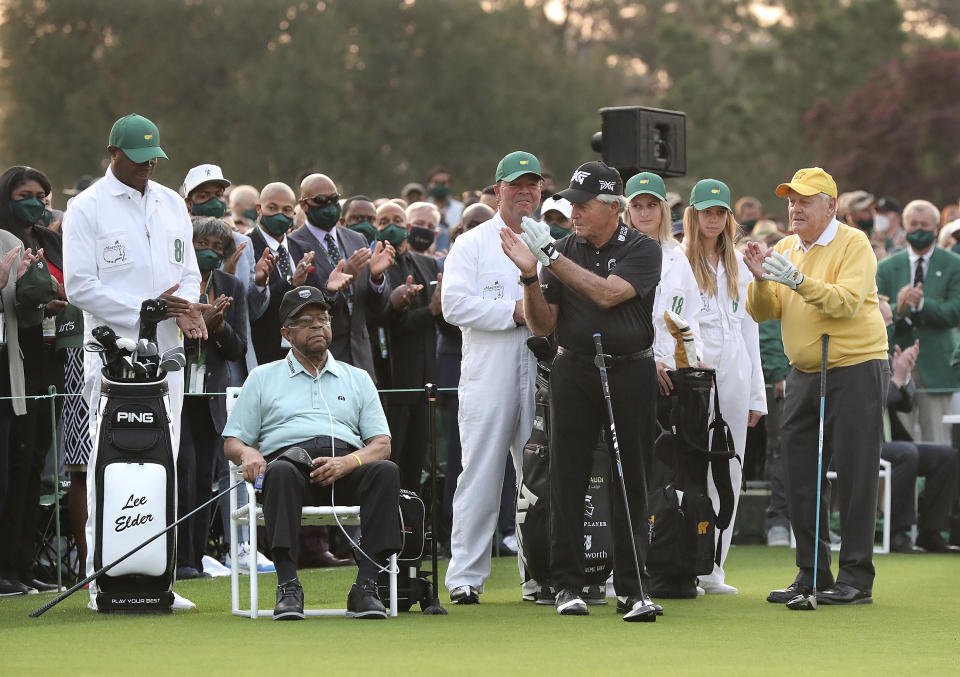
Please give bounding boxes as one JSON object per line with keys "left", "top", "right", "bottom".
{"left": 786, "top": 333, "right": 829, "bottom": 612}
{"left": 138, "top": 298, "right": 167, "bottom": 345}
{"left": 84, "top": 339, "right": 108, "bottom": 367}
{"left": 29, "top": 455, "right": 281, "bottom": 618}
{"left": 159, "top": 347, "right": 186, "bottom": 374}
{"left": 115, "top": 337, "right": 137, "bottom": 355}
{"left": 593, "top": 333, "right": 657, "bottom": 623}
{"left": 92, "top": 325, "right": 125, "bottom": 379}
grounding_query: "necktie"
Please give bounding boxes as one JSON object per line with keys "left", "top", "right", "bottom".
{"left": 276, "top": 243, "right": 292, "bottom": 280}
{"left": 324, "top": 233, "right": 342, "bottom": 266}
{"left": 914, "top": 259, "right": 924, "bottom": 287}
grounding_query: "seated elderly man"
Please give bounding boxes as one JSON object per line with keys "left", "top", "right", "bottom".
{"left": 223, "top": 286, "right": 401, "bottom": 620}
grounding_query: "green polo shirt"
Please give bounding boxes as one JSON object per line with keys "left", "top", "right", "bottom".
{"left": 222, "top": 351, "right": 390, "bottom": 457}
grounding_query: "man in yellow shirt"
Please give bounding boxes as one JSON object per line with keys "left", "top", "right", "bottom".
{"left": 744, "top": 167, "right": 889, "bottom": 606}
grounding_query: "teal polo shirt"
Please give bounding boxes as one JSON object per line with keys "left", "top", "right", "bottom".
{"left": 222, "top": 351, "right": 390, "bottom": 457}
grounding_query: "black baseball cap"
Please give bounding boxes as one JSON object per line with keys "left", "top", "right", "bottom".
{"left": 875, "top": 196, "right": 902, "bottom": 214}
{"left": 555, "top": 161, "right": 623, "bottom": 204}
{"left": 279, "top": 286, "right": 330, "bottom": 326}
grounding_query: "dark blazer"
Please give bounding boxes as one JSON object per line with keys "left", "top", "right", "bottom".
{"left": 876, "top": 247, "right": 960, "bottom": 389}
{"left": 886, "top": 354, "right": 916, "bottom": 443}
{"left": 287, "top": 224, "right": 389, "bottom": 381}
{"left": 248, "top": 228, "right": 295, "bottom": 365}
{"left": 186, "top": 269, "right": 247, "bottom": 432}
{"left": 376, "top": 251, "right": 447, "bottom": 403}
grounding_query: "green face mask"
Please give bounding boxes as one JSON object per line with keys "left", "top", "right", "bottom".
{"left": 376, "top": 224, "right": 408, "bottom": 248}
{"left": 9, "top": 197, "right": 46, "bottom": 225}
{"left": 549, "top": 223, "right": 570, "bottom": 240}
{"left": 260, "top": 212, "right": 293, "bottom": 237}
{"left": 348, "top": 220, "right": 377, "bottom": 244}
{"left": 906, "top": 229, "right": 935, "bottom": 251}
{"left": 191, "top": 197, "right": 227, "bottom": 218}
{"left": 307, "top": 203, "right": 341, "bottom": 229}
{"left": 429, "top": 183, "right": 449, "bottom": 201}
{"left": 39, "top": 208, "right": 53, "bottom": 227}
{"left": 242, "top": 208, "right": 258, "bottom": 222}
{"left": 194, "top": 248, "right": 223, "bottom": 273}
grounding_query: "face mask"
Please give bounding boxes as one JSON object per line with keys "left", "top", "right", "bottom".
{"left": 348, "top": 220, "right": 377, "bottom": 244}
{"left": 740, "top": 218, "right": 757, "bottom": 233}
{"left": 376, "top": 224, "right": 407, "bottom": 248}
{"left": 906, "top": 229, "right": 935, "bottom": 251}
{"left": 242, "top": 208, "right": 258, "bottom": 222}
{"left": 191, "top": 197, "right": 227, "bottom": 218}
{"left": 407, "top": 226, "right": 435, "bottom": 252}
{"left": 307, "top": 203, "right": 341, "bottom": 229}
{"left": 873, "top": 213, "right": 890, "bottom": 233}
{"left": 39, "top": 209, "right": 53, "bottom": 227}
{"left": 194, "top": 248, "right": 223, "bottom": 273}
{"left": 429, "top": 184, "right": 449, "bottom": 201}
{"left": 260, "top": 212, "right": 293, "bottom": 237}
{"left": 9, "top": 197, "right": 45, "bottom": 225}
{"left": 549, "top": 223, "right": 570, "bottom": 240}
{"left": 855, "top": 217, "right": 874, "bottom": 232}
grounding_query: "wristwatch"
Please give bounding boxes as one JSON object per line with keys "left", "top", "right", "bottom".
{"left": 520, "top": 274, "right": 539, "bottom": 286}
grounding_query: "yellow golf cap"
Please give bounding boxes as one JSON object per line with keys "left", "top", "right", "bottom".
{"left": 775, "top": 167, "right": 837, "bottom": 198}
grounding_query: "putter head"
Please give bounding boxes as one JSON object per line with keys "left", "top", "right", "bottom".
{"left": 623, "top": 602, "right": 658, "bottom": 623}
{"left": 786, "top": 593, "right": 817, "bottom": 611}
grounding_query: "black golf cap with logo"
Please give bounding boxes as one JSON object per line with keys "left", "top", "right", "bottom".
{"left": 279, "top": 286, "right": 330, "bottom": 325}
{"left": 556, "top": 161, "right": 624, "bottom": 204}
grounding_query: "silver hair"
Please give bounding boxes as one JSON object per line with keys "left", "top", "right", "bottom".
{"left": 596, "top": 193, "right": 626, "bottom": 211}
{"left": 405, "top": 200, "right": 441, "bottom": 224}
{"left": 190, "top": 215, "right": 236, "bottom": 258}
{"left": 902, "top": 199, "right": 941, "bottom": 225}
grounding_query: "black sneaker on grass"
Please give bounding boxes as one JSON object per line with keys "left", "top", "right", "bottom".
{"left": 535, "top": 585, "right": 557, "bottom": 605}
{"left": 555, "top": 589, "right": 588, "bottom": 616}
{"left": 347, "top": 579, "right": 388, "bottom": 619}
{"left": 273, "top": 579, "right": 305, "bottom": 620}
{"left": 582, "top": 584, "right": 607, "bottom": 605}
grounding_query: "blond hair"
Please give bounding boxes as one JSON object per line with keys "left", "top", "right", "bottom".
{"left": 683, "top": 206, "right": 739, "bottom": 299}
{"left": 623, "top": 195, "right": 672, "bottom": 243}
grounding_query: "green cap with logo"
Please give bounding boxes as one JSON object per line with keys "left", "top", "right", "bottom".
{"left": 108, "top": 114, "right": 168, "bottom": 164}
{"left": 625, "top": 172, "right": 667, "bottom": 202}
{"left": 495, "top": 151, "right": 543, "bottom": 182}
{"left": 690, "top": 179, "right": 732, "bottom": 212}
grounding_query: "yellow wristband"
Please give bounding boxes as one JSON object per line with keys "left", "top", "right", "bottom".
{"left": 351, "top": 453, "right": 362, "bottom": 466}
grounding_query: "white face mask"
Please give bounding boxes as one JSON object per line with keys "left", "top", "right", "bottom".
{"left": 873, "top": 213, "right": 890, "bottom": 233}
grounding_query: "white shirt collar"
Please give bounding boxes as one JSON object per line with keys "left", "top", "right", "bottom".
{"left": 285, "top": 350, "right": 340, "bottom": 378}
{"left": 103, "top": 166, "right": 151, "bottom": 201}
{"left": 260, "top": 228, "right": 288, "bottom": 252}
{"left": 794, "top": 217, "right": 840, "bottom": 252}
{"left": 907, "top": 244, "right": 934, "bottom": 268}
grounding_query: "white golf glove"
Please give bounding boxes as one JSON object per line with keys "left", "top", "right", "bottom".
{"left": 761, "top": 251, "right": 804, "bottom": 290}
{"left": 519, "top": 216, "right": 560, "bottom": 267}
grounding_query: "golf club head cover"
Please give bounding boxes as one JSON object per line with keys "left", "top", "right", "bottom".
{"left": 139, "top": 298, "right": 168, "bottom": 344}
{"left": 663, "top": 310, "right": 697, "bottom": 368}
{"left": 277, "top": 446, "right": 315, "bottom": 478}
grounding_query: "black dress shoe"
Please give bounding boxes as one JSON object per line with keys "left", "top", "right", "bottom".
{"left": 0, "top": 577, "right": 33, "bottom": 596}
{"left": 767, "top": 581, "right": 812, "bottom": 604}
{"left": 273, "top": 579, "right": 305, "bottom": 620}
{"left": 21, "top": 578, "right": 58, "bottom": 592}
{"left": 891, "top": 531, "right": 924, "bottom": 554}
{"left": 915, "top": 532, "right": 960, "bottom": 554}
{"left": 816, "top": 583, "right": 872, "bottom": 605}
{"left": 346, "top": 579, "right": 387, "bottom": 619}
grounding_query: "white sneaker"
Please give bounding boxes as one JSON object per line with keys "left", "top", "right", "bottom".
{"left": 172, "top": 591, "right": 197, "bottom": 610}
{"left": 700, "top": 581, "right": 739, "bottom": 595}
{"left": 767, "top": 525, "right": 790, "bottom": 547}
{"left": 201, "top": 555, "right": 231, "bottom": 577}
{"left": 696, "top": 586, "right": 705, "bottom": 596}
{"left": 231, "top": 542, "right": 276, "bottom": 574}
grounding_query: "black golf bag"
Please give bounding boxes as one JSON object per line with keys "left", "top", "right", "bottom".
{"left": 646, "top": 368, "right": 735, "bottom": 597}
{"left": 92, "top": 376, "right": 177, "bottom": 612}
{"left": 516, "top": 337, "right": 613, "bottom": 588}
{"left": 379, "top": 489, "right": 431, "bottom": 612}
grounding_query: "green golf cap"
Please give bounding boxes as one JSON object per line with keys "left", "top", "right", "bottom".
{"left": 690, "top": 179, "right": 732, "bottom": 212}
{"left": 625, "top": 172, "right": 667, "bottom": 202}
{"left": 108, "top": 114, "right": 168, "bottom": 164}
{"left": 495, "top": 151, "right": 543, "bottom": 182}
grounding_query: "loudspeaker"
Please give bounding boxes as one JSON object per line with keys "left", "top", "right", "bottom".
{"left": 591, "top": 106, "right": 686, "bottom": 179}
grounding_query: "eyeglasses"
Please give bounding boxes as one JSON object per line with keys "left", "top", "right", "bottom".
{"left": 306, "top": 193, "right": 340, "bottom": 209}
{"left": 286, "top": 315, "right": 332, "bottom": 329}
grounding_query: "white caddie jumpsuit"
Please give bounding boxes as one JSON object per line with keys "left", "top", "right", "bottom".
{"left": 652, "top": 239, "right": 704, "bottom": 366}
{"left": 441, "top": 214, "right": 536, "bottom": 594}
{"left": 63, "top": 166, "right": 201, "bottom": 606}
{"left": 694, "top": 250, "right": 766, "bottom": 587}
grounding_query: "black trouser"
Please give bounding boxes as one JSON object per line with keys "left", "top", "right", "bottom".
{"left": 782, "top": 359, "right": 888, "bottom": 592}
{"left": 548, "top": 352, "right": 656, "bottom": 596}
{"left": 764, "top": 384, "right": 790, "bottom": 529}
{"left": 261, "top": 439, "right": 402, "bottom": 569}
{"left": 882, "top": 441, "right": 958, "bottom": 534}
{"left": 386, "top": 398, "right": 427, "bottom": 492}
{"left": 176, "top": 397, "right": 218, "bottom": 571}
{"left": 0, "top": 346, "right": 13, "bottom": 517}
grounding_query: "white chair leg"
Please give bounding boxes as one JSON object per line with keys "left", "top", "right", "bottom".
{"left": 389, "top": 553, "right": 398, "bottom": 618}
{"left": 248, "top": 483, "right": 258, "bottom": 619}
{"left": 229, "top": 474, "right": 239, "bottom": 615}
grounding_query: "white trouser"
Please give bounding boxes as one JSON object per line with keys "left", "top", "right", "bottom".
{"left": 84, "top": 365, "right": 183, "bottom": 607}
{"left": 445, "top": 329, "right": 536, "bottom": 592}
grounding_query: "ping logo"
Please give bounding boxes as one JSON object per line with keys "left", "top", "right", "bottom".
{"left": 697, "top": 521, "right": 709, "bottom": 535}
{"left": 117, "top": 411, "right": 154, "bottom": 424}
{"left": 572, "top": 170, "right": 590, "bottom": 185}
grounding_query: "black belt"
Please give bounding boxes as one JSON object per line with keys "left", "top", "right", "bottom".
{"left": 557, "top": 345, "right": 652, "bottom": 365}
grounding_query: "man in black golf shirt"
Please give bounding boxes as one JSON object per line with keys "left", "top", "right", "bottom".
{"left": 500, "top": 161, "right": 661, "bottom": 618}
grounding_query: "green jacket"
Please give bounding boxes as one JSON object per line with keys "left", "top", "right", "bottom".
{"left": 758, "top": 319, "right": 789, "bottom": 384}
{"left": 876, "top": 247, "right": 960, "bottom": 390}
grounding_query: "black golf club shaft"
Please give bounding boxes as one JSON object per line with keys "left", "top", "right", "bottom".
{"left": 813, "top": 334, "right": 829, "bottom": 595}
{"left": 592, "top": 333, "right": 648, "bottom": 602}
{"left": 30, "top": 459, "right": 277, "bottom": 618}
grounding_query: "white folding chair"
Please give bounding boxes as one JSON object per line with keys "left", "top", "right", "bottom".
{"left": 224, "top": 386, "right": 398, "bottom": 618}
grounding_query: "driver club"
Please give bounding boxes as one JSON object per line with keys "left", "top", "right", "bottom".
{"left": 786, "top": 334, "right": 830, "bottom": 612}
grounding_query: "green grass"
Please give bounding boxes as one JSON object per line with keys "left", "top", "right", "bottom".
{"left": 3, "top": 546, "right": 959, "bottom": 676}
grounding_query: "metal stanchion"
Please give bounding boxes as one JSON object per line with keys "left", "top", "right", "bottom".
{"left": 421, "top": 383, "right": 447, "bottom": 615}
